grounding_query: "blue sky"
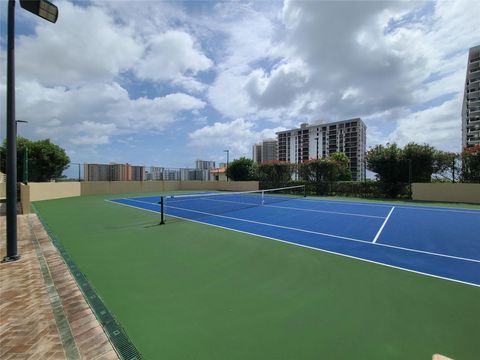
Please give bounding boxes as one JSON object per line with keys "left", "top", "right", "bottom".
{"left": 1, "top": 0, "right": 479, "bottom": 169}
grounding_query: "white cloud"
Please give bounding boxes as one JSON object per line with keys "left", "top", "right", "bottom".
{"left": 71, "top": 121, "right": 116, "bottom": 145}
{"left": 16, "top": 2, "right": 143, "bottom": 87}
{"left": 245, "top": 60, "right": 309, "bottom": 109}
{"left": 189, "top": 118, "right": 258, "bottom": 154}
{"left": 208, "top": 69, "right": 255, "bottom": 118}
{"left": 259, "top": 126, "right": 288, "bottom": 141}
{"left": 3, "top": 0, "right": 480, "bottom": 166}
{"left": 171, "top": 76, "right": 208, "bottom": 93}
{"left": 110, "top": 92, "right": 206, "bottom": 131}
{"left": 388, "top": 97, "right": 461, "bottom": 151}
{"left": 134, "top": 30, "right": 212, "bottom": 82}
{"left": 15, "top": 81, "right": 205, "bottom": 147}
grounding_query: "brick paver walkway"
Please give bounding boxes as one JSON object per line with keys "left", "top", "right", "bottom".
{"left": 1, "top": 214, "right": 119, "bottom": 359}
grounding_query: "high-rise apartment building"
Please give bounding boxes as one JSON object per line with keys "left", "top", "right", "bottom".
{"left": 276, "top": 118, "right": 367, "bottom": 181}
{"left": 128, "top": 165, "right": 145, "bottom": 181}
{"left": 252, "top": 144, "right": 262, "bottom": 163}
{"left": 252, "top": 139, "right": 277, "bottom": 164}
{"left": 84, "top": 163, "right": 145, "bottom": 181}
{"left": 462, "top": 45, "right": 480, "bottom": 149}
{"left": 84, "top": 163, "right": 110, "bottom": 181}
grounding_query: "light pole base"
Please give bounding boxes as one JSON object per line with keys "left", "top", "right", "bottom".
{"left": 2, "top": 254, "right": 21, "bottom": 263}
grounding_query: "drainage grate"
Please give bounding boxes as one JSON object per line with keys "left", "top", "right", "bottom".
{"left": 32, "top": 204, "right": 143, "bottom": 360}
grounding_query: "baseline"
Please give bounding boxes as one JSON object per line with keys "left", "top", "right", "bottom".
{"left": 112, "top": 198, "right": 480, "bottom": 264}
{"left": 105, "top": 198, "right": 480, "bottom": 287}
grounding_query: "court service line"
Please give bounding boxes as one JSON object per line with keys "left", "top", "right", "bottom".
{"left": 105, "top": 199, "right": 480, "bottom": 288}
{"left": 108, "top": 199, "right": 480, "bottom": 264}
{"left": 296, "top": 198, "right": 480, "bottom": 214}
{"left": 124, "top": 198, "right": 369, "bottom": 243}
{"left": 129, "top": 197, "right": 384, "bottom": 220}
{"left": 197, "top": 197, "right": 386, "bottom": 219}
{"left": 372, "top": 207, "right": 395, "bottom": 244}
{"left": 128, "top": 194, "right": 480, "bottom": 214}
{"left": 164, "top": 203, "right": 480, "bottom": 264}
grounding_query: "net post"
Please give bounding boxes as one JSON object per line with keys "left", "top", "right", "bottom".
{"left": 261, "top": 190, "right": 265, "bottom": 205}
{"left": 303, "top": 185, "right": 307, "bottom": 198}
{"left": 159, "top": 196, "right": 165, "bottom": 225}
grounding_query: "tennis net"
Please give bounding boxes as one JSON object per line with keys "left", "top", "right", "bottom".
{"left": 159, "top": 185, "right": 306, "bottom": 224}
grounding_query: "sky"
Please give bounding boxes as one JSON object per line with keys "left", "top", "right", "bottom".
{"left": 1, "top": 0, "right": 479, "bottom": 169}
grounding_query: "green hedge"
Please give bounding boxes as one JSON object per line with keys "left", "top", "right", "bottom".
{"left": 260, "top": 180, "right": 411, "bottom": 199}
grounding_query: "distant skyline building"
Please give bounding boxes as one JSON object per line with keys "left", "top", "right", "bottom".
{"left": 252, "top": 139, "right": 277, "bottom": 164}
{"left": 462, "top": 45, "right": 480, "bottom": 149}
{"left": 195, "top": 160, "right": 216, "bottom": 170}
{"left": 84, "top": 163, "right": 145, "bottom": 181}
{"left": 252, "top": 143, "right": 262, "bottom": 163}
{"left": 276, "top": 118, "right": 367, "bottom": 181}
{"left": 146, "top": 166, "right": 165, "bottom": 181}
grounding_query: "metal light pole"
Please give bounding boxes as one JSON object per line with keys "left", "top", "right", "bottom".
{"left": 407, "top": 158, "right": 412, "bottom": 199}
{"left": 70, "top": 163, "right": 82, "bottom": 181}
{"left": 5, "top": 0, "right": 18, "bottom": 262}
{"left": 224, "top": 149, "right": 229, "bottom": 181}
{"left": 16, "top": 120, "right": 29, "bottom": 184}
{"left": 4, "top": 0, "right": 58, "bottom": 263}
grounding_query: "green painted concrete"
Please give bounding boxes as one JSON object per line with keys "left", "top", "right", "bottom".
{"left": 34, "top": 193, "right": 480, "bottom": 360}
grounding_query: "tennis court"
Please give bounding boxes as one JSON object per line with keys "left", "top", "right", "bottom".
{"left": 110, "top": 186, "right": 480, "bottom": 287}
{"left": 33, "top": 191, "right": 480, "bottom": 359}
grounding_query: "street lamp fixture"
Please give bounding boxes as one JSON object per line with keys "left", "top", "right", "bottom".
{"left": 15, "top": 119, "right": 28, "bottom": 134}
{"left": 20, "top": 0, "right": 58, "bottom": 23}
{"left": 4, "top": 0, "right": 59, "bottom": 263}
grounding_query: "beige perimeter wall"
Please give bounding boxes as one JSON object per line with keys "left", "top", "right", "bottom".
{"left": 412, "top": 183, "right": 480, "bottom": 204}
{"left": 20, "top": 183, "right": 30, "bottom": 214}
{"left": 80, "top": 181, "right": 171, "bottom": 196}
{"left": 81, "top": 180, "right": 258, "bottom": 196}
{"left": 29, "top": 182, "right": 81, "bottom": 202}
{"left": 22, "top": 180, "right": 260, "bottom": 200}
{"left": 0, "top": 182, "right": 5, "bottom": 199}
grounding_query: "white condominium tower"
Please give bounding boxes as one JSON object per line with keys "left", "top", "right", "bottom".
{"left": 462, "top": 45, "right": 480, "bottom": 149}
{"left": 276, "top": 118, "right": 367, "bottom": 181}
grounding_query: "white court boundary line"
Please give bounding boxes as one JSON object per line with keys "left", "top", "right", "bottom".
{"left": 130, "top": 193, "right": 480, "bottom": 215}
{"left": 372, "top": 207, "right": 395, "bottom": 243}
{"left": 172, "top": 196, "right": 387, "bottom": 219}
{"left": 125, "top": 198, "right": 367, "bottom": 243}
{"left": 105, "top": 199, "right": 480, "bottom": 288}
{"left": 114, "top": 198, "right": 480, "bottom": 264}
{"left": 295, "top": 197, "right": 480, "bottom": 214}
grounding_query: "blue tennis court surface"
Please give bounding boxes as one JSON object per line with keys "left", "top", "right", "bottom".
{"left": 109, "top": 193, "right": 480, "bottom": 287}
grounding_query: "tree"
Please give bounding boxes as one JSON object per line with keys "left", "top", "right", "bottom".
{"left": 366, "top": 143, "right": 408, "bottom": 197}
{"left": 329, "top": 152, "right": 352, "bottom": 181}
{"left": 402, "top": 143, "right": 436, "bottom": 182}
{"left": 299, "top": 153, "right": 351, "bottom": 183}
{"left": 461, "top": 145, "right": 480, "bottom": 183}
{"left": 257, "top": 161, "right": 293, "bottom": 188}
{"left": 0, "top": 137, "right": 70, "bottom": 182}
{"left": 225, "top": 157, "right": 257, "bottom": 181}
{"left": 433, "top": 150, "right": 460, "bottom": 182}
{"left": 367, "top": 142, "right": 441, "bottom": 197}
